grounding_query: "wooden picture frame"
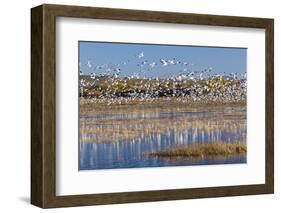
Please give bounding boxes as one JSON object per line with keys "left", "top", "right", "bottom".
{"left": 31, "top": 4, "right": 274, "bottom": 208}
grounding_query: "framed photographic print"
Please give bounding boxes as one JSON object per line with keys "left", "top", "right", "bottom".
{"left": 31, "top": 4, "right": 274, "bottom": 208}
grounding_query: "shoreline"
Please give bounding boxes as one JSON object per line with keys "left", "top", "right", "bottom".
{"left": 80, "top": 97, "right": 246, "bottom": 116}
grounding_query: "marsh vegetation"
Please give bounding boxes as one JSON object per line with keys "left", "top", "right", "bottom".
{"left": 80, "top": 95, "right": 247, "bottom": 169}
{"left": 147, "top": 142, "right": 246, "bottom": 158}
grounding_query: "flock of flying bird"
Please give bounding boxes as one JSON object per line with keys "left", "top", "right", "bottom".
{"left": 79, "top": 51, "right": 247, "bottom": 105}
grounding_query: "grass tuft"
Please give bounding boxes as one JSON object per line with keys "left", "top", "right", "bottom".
{"left": 147, "top": 142, "right": 246, "bottom": 158}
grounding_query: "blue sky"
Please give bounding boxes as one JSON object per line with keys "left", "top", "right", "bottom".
{"left": 79, "top": 41, "right": 246, "bottom": 79}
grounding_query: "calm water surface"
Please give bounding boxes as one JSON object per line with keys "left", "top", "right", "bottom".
{"left": 79, "top": 107, "right": 246, "bottom": 170}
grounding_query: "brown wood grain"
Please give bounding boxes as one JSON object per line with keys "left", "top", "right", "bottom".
{"left": 31, "top": 4, "right": 274, "bottom": 208}
{"left": 31, "top": 5, "right": 43, "bottom": 207}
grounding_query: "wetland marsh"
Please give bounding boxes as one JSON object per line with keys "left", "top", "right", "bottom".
{"left": 78, "top": 42, "right": 247, "bottom": 170}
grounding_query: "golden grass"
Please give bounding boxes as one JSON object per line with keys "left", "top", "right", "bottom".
{"left": 147, "top": 142, "right": 246, "bottom": 158}
{"left": 80, "top": 107, "right": 246, "bottom": 143}
{"left": 80, "top": 97, "right": 246, "bottom": 119}
{"left": 80, "top": 97, "right": 246, "bottom": 110}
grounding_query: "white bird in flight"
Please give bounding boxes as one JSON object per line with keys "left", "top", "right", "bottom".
{"left": 160, "top": 59, "right": 168, "bottom": 66}
{"left": 149, "top": 62, "right": 156, "bottom": 68}
{"left": 87, "top": 60, "right": 92, "bottom": 68}
{"left": 137, "top": 52, "right": 144, "bottom": 59}
{"left": 168, "top": 59, "right": 176, "bottom": 65}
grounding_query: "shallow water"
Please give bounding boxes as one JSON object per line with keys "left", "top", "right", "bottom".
{"left": 79, "top": 106, "right": 246, "bottom": 170}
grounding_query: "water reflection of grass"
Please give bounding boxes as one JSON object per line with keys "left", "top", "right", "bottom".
{"left": 147, "top": 142, "right": 246, "bottom": 158}
{"left": 80, "top": 99, "right": 246, "bottom": 144}
{"left": 80, "top": 116, "right": 246, "bottom": 143}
